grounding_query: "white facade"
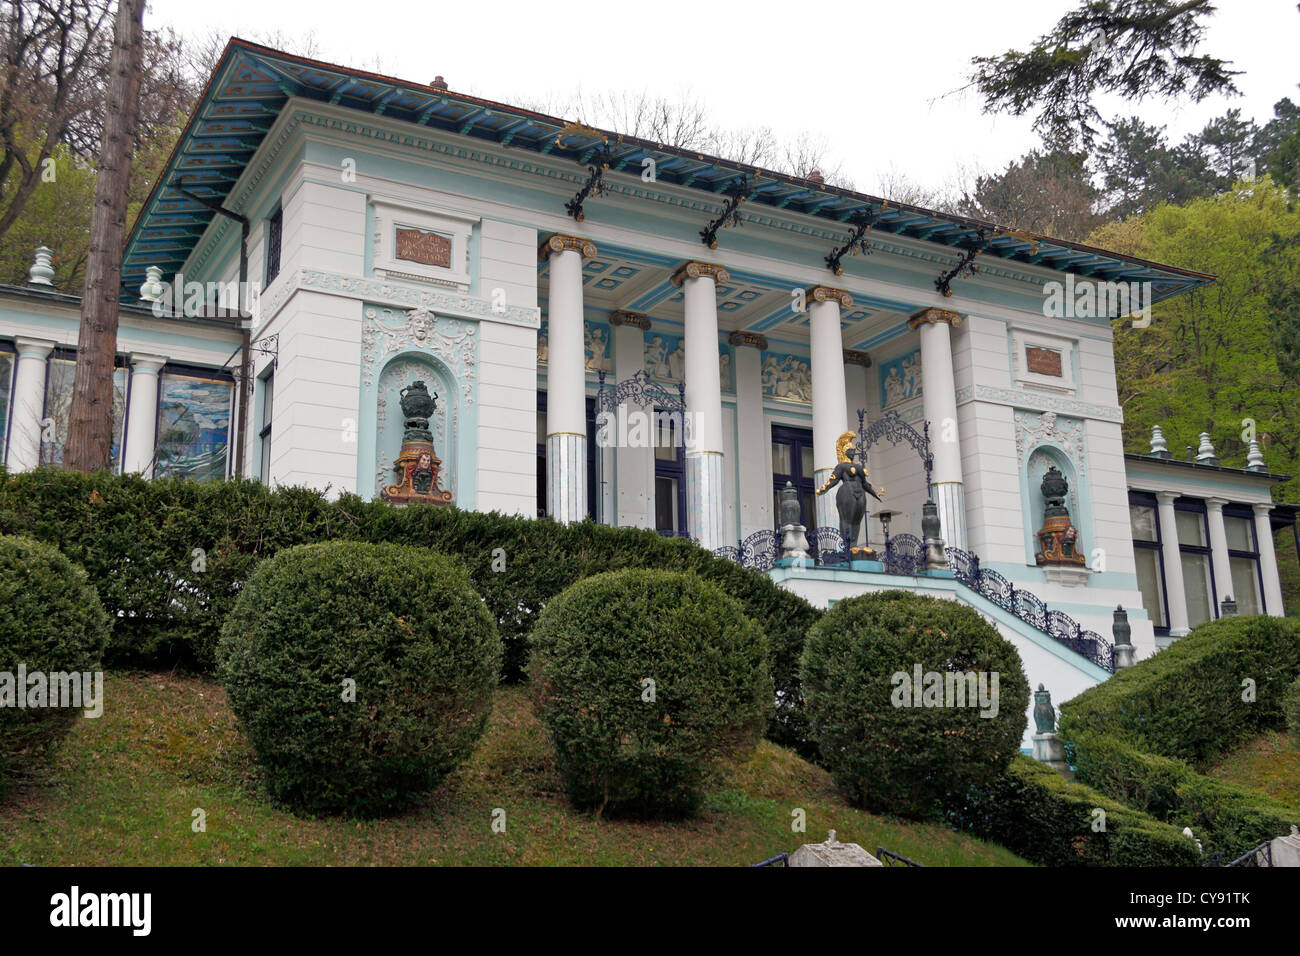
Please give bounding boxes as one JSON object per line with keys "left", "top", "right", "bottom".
{"left": 2, "top": 43, "right": 1292, "bottom": 745}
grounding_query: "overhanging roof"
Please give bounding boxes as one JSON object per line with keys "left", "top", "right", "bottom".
{"left": 121, "top": 38, "right": 1217, "bottom": 304}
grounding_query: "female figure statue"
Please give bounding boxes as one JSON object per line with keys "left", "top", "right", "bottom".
{"left": 816, "top": 431, "right": 883, "bottom": 553}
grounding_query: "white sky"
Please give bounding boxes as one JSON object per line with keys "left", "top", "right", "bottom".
{"left": 150, "top": 0, "right": 1300, "bottom": 192}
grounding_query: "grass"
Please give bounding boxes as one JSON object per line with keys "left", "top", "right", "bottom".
{"left": 0, "top": 671, "right": 1029, "bottom": 866}
{"left": 1206, "top": 730, "right": 1300, "bottom": 807}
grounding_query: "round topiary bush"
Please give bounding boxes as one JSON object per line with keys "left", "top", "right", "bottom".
{"left": 529, "top": 569, "right": 772, "bottom": 818}
{"left": 216, "top": 541, "right": 502, "bottom": 817}
{"left": 0, "top": 535, "right": 109, "bottom": 798}
{"left": 801, "top": 589, "right": 1029, "bottom": 819}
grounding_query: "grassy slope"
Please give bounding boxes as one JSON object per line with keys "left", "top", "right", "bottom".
{"left": 0, "top": 672, "right": 1028, "bottom": 866}
{"left": 1207, "top": 731, "right": 1300, "bottom": 808}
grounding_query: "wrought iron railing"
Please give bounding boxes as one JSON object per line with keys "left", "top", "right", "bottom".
{"left": 876, "top": 846, "right": 924, "bottom": 867}
{"left": 883, "top": 533, "right": 925, "bottom": 576}
{"left": 1207, "top": 841, "right": 1272, "bottom": 867}
{"left": 947, "top": 547, "right": 1114, "bottom": 672}
{"left": 750, "top": 852, "right": 789, "bottom": 867}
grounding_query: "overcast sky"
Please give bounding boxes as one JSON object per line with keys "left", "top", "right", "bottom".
{"left": 151, "top": 0, "right": 1299, "bottom": 192}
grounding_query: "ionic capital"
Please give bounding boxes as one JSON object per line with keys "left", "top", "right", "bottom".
{"left": 609, "top": 310, "right": 650, "bottom": 330}
{"left": 539, "top": 233, "right": 597, "bottom": 261}
{"left": 807, "top": 285, "right": 854, "bottom": 309}
{"left": 728, "top": 330, "right": 768, "bottom": 350}
{"left": 908, "top": 307, "right": 963, "bottom": 330}
{"left": 670, "top": 261, "right": 730, "bottom": 287}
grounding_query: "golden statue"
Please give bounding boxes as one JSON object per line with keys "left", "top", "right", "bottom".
{"left": 817, "top": 430, "right": 883, "bottom": 556}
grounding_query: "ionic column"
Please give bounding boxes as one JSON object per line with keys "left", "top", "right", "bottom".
{"left": 7, "top": 337, "right": 55, "bottom": 472}
{"left": 611, "top": 310, "right": 651, "bottom": 528}
{"left": 1205, "top": 498, "right": 1233, "bottom": 616}
{"left": 1253, "top": 503, "right": 1285, "bottom": 616}
{"left": 541, "top": 234, "right": 596, "bottom": 524}
{"left": 730, "top": 331, "right": 770, "bottom": 536}
{"left": 675, "top": 261, "right": 728, "bottom": 550}
{"left": 808, "top": 286, "right": 852, "bottom": 530}
{"left": 1156, "top": 491, "right": 1191, "bottom": 637}
{"left": 909, "top": 308, "right": 966, "bottom": 550}
{"left": 123, "top": 353, "right": 167, "bottom": 476}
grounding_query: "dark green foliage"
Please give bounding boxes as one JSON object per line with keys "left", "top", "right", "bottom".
{"left": 947, "top": 755, "right": 1202, "bottom": 867}
{"left": 528, "top": 569, "right": 772, "bottom": 818}
{"left": 1059, "top": 615, "right": 1300, "bottom": 857}
{"left": 0, "top": 468, "right": 820, "bottom": 749}
{"left": 1286, "top": 676, "right": 1300, "bottom": 743}
{"left": 1060, "top": 615, "right": 1300, "bottom": 765}
{"left": 800, "top": 590, "right": 1029, "bottom": 819}
{"left": 216, "top": 541, "right": 501, "bottom": 818}
{"left": 0, "top": 535, "right": 109, "bottom": 798}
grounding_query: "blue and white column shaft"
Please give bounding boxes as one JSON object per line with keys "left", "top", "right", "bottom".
{"left": 543, "top": 236, "right": 593, "bottom": 524}
{"left": 680, "top": 263, "right": 728, "bottom": 551}
{"left": 809, "top": 288, "right": 851, "bottom": 532}
{"left": 124, "top": 352, "right": 168, "bottom": 477}
{"left": 7, "top": 337, "right": 55, "bottom": 472}
{"left": 912, "top": 308, "right": 967, "bottom": 552}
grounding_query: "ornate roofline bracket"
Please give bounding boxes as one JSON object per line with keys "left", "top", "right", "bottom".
{"left": 933, "top": 229, "right": 990, "bottom": 298}
{"left": 825, "top": 206, "right": 881, "bottom": 275}
{"left": 563, "top": 142, "right": 615, "bottom": 222}
{"left": 699, "top": 175, "right": 751, "bottom": 249}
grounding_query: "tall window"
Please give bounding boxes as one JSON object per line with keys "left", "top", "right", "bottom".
{"left": 265, "top": 206, "right": 283, "bottom": 285}
{"left": 654, "top": 408, "right": 686, "bottom": 534}
{"left": 155, "top": 366, "right": 234, "bottom": 482}
{"left": 771, "top": 425, "right": 815, "bottom": 528}
{"left": 1224, "top": 508, "right": 1264, "bottom": 614}
{"left": 1128, "top": 492, "right": 1168, "bottom": 631}
{"left": 1175, "top": 500, "right": 1216, "bottom": 627}
{"left": 40, "top": 351, "right": 127, "bottom": 470}
{"left": 258, "top": 371, "right": 274, "bottom": 484}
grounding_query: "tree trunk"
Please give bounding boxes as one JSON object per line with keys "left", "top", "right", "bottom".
{"left": 64, "top": 0, "right": 146, "bottom": 472}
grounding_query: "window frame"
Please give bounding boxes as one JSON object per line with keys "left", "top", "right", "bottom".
{"left": 154, "top": 362, "right": 236, "bottom": 482}
{"left": 771, "top": 423, "right": 816, "bottom": 530}
{"left": 1128, "top": 490, "right": 1170, "bottom": 635}
{"left": 1174, "top": 497, "right": 1219, "bottom": 625}
{"left": 1223, "top": 504, "right": 1265, "bottom": 614}
{"left": 264, "top": 204, "right": 283, "bottom": 286}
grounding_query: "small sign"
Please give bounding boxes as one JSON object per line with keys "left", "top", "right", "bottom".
{"left": 395, "top": 227, "right": 452, "bottom": 268}
{"left": 1026, "top": 346, "right": 1062, "bottom": 377}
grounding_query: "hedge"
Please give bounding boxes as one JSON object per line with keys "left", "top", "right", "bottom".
{"left": 217, "top": 541, "right": 502, "bottom": 817}
{"left": 529, "top": 569, "right": 771, "bottom": 817}
{"left": 800, "top": 590, "right": 1028, "bottom": 819}
{"left": 0, "top": 468, "right": 820, "bottom": 748}
{"left": 0, "top": 535, "right": 110, "bottom": 798}
{"left": 1059, "top": 615, "right": 1300, "bottom": 858}
{"left": 946, "top": 755, "right": 1203, "bottom": 866}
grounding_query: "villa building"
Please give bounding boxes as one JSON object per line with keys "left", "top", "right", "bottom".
{"left": 1, "top": 39, "right": 1293, "bottom": 734}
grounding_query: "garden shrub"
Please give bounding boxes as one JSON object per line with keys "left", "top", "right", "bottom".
{"left": 1059, "top": 615, "right": 1300, "bottom": 858}
{"left": 216, "top": 541, "right": 501, "bottom": 818}
{"left": 1285, "top": 675, "right": 1300, "bottom": 743}
{"left": 0, "top": 468, "right": 820, "bottom": 751}
{"left": 0, "top": 535, "right": 110, "bottom": 798}
{"left": 528, "top": 569, "right": 772, "bottom": 818}
{"left": 946, "top": 755, "right": 1203, "bottom": 866}
{"left": 800, "top": 589, "right": 1029, "bottom": 819}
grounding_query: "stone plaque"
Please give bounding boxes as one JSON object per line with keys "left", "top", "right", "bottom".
{"left": 1026, "top": 346, "right": 1063, "bottom": 377}
{"left": 395, "top": 227, "right": 452, "bottom": 268}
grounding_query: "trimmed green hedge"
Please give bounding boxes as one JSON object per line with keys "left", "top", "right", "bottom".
{"left": 217, "top": 541, "right": 502, "bottom": 817}
{"left": 801, "top": 590, "right": 1029, "bottom": 819}
{"left": 1059, "top": 615, "right": 1300, "bottom": 766}
{"left": 1286, "top": 676, "right": 1300, "bottom": 743}
{"left": 1059, "top": 615, "right": 1300, "bottom": 858}
{"left": 0, "top": 468, "right": 820, "bottom": 748}
{"left": 0, "top": 535, "right": 110, "bottom": 799}
{"left": 529, "top": 569, "right": 772, "bottom": 818}
{"left": 946, "top": 755, "right": 1203, "bottom": 866}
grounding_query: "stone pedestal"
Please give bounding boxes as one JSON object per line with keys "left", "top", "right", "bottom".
{"left": 1114, "top": 644, "right": 1136, "bottom": 669}
{"left": 1032, "top": 731, "right": 1074, "bottom": 780}
{"left": 780, "top": 523, "right": 810, "bottom": 560}
{"left": 1043, "top": 565, "right": 1091, "bottom": 587}
{"left": 789, "top": 831, "right": 882, "bottom": 867}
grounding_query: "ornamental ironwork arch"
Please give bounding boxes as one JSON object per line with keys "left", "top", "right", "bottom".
{"left": 597, "top": 369, "right": 686, "bottom": 412}
{"left": 855, "top": 409, "right": 934, "bottom": 487}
